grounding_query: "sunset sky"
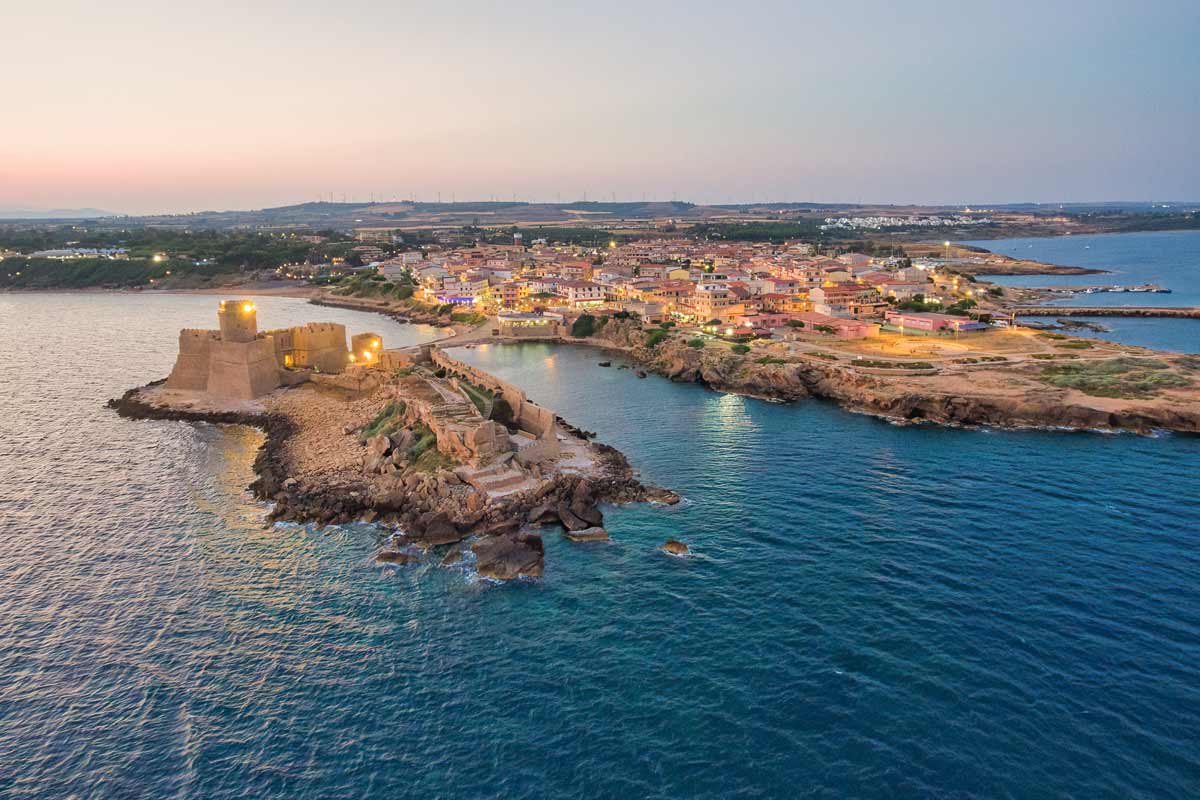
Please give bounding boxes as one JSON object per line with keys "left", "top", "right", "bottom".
{"left": 4, "top": 0, "right": 1197, "bottom": 214}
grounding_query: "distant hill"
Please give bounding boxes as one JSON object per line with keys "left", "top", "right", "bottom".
{"left": 0, "top": 207, "right": 117, "bottom": 220}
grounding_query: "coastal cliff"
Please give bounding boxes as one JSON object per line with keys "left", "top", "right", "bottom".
{"left": 579, "top": 318, "right": 1200, "bottom": 435}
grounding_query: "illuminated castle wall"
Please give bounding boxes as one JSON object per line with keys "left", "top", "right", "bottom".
{"left": 165, "top": 300, "right": 378, "bottom": 400}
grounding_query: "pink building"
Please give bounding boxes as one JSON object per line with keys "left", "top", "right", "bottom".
{"left": 774, "top": 311, "right": 878, "bottom": 340}
{"left": 884, "top": 311, "right": 988, "bottom": 332}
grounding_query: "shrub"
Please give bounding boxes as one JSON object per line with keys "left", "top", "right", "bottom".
{"left": 645, "top": 329, "right": 669, "bottom": 348}
{"left": 786, "top": 320, "right": 805, "bottom": 328}
{"left": 491, "top": 397, "right": 514, "bottom": 425}
{"left": 755, "top": 355, "right": 787, "bottom": 365}
{"left": 1038, "top": 357, "right": 1190, "bottom": 398}
{"left": 730, "top": 344, "right": 751, "bottom": 355}
{"left": 571, "top": 313, "right": 597, "bottom": 338}
{"left": 687, "top": 338, "right": 705, "bottom": 349}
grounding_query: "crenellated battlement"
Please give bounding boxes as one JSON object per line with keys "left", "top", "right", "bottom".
{"left": 165, "top": 301, "right": 383, "bottom": 398}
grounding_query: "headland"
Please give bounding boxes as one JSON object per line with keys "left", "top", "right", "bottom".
{"left": 109, "top": 300, "right": 678, "bottom": 580}
{"left": 433, "top": 314, "right": 1200, "bottom": 436}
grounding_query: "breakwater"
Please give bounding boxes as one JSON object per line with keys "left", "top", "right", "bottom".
{"left": 1012, "top": 306, "right": 1200, "bottom": 318}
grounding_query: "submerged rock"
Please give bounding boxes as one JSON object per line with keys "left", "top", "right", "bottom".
{"left": 565, "top": 526, "right": 609, "bottom": 542}
{"left": 645, "top": 487, "right": 682, "bottom": 505}
{"left": 598, "top": 361, "right": 612, "bottom": 367}
{"left": 661, "top": 539, "right": 689, "bottom": 556}
{"left": 472, "top": 533, "right": 544, "bottom": 580}
{"left": 375, "top": 549, "right": 416, "bottom": 565}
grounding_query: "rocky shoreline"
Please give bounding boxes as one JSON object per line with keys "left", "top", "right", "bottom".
{"left": 548, "top": 319, "right": 1200, "bottom": 436}
{"left": 109, "top": 374, "right": 679, "bottom": 581}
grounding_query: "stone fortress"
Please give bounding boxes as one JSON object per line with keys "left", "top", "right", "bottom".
{"left": 166, "top": 299, "right": 384, "bottom": 399}
{"left": 161, "top": 300, "right": 569, "bottom": 495}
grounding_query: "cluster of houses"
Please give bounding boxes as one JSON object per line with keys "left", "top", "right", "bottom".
{"left": 363, "top": 237, "right": 996, "bottom": 341}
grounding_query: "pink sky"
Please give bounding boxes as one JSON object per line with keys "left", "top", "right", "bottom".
{"left": 4, "top": 0, "right": 1197, "bottom": 214}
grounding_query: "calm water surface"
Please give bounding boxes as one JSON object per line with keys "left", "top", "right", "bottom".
{"left": 965, "top": 230, "right": 1200, "bottom": 352}
{"left": 2, "top": 292, "right": 1199, "bottom": 799}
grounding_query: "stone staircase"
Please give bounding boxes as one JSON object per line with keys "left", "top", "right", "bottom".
{"left": 456, "top": 458, "right": 530, "bottom": 496}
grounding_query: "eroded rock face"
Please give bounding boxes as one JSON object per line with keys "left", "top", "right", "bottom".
{"left": 661, "top": 539, "right": 689, "bottom": 555}
{"left": 472, "top": 533, "right": 544, "bottom": 580}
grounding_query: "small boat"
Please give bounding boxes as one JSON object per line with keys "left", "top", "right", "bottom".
{"left": 598, "top": 361, "right": 611, "bottom": 367}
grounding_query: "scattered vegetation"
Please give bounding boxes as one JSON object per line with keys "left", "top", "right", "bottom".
{"left": 359, "top": 401, "right": 407, "bottom": 441}
{"left": 755, "top": 355, "right": 788, "bottom": 365}
{"left": 458, "top": 381, "right": 494, "bottom": 417}
{"left": 687, "top": 338, "right": 705, "bottom": 349}
{"left": 645, "top": 329, "right": 670, "bottom": 348}
{"left": 1038, "top": 357, "right": 1191, "bottom": 398}
{"left": 571, "top": 313, "right": 598, "bottom": 338}
{"left": 406, "top": 422, "right": 438, "bottom": 462}
{"left": 449, "top": 310, "right": 487, "bottom": 325}
{"left": 730, "top": 344, "right": 751, "bottom": 355}
{"left": 853, "top": 360, "right": 935, "bottom": 370}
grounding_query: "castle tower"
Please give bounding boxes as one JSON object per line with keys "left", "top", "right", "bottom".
{"left": 218, "top": 299, "right": 258, "bottom": 342}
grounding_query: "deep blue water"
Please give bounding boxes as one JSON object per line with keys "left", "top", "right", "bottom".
{"left": 963, "top": 230, "right": 1200, "bottom": 353}
{"left": 3, "top": 292, "right": 1200, "bottom": 799}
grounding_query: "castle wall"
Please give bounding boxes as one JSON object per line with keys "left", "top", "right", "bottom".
{"left": 290, "top": 322, "right": 349, "bottom": 373}
{"left": 207, "top": 337, "right": 280, "bottom": 400}
{"left": 431, "top": 348, "right": 560, "bottom": 444}
{"left": 166, "top": 329, "right": 219, "bottom": 391}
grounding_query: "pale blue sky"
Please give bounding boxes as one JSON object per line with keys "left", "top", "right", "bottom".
{"left": 2, "top": 0, "right": 1197, "bottom": 213}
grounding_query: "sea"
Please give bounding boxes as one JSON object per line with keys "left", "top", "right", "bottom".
{"left": 1, "top": 233, "right": 1198, "bottom": 799}
{"left": 963, "top": 229, "right": 1200, "bottom": 353}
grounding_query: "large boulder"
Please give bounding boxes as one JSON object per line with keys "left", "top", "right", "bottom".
{"left": 472, "top": 533, "right": 544, "bottom": 580}
{"left": 555, "top": 502, "right": 590, "bottom": 532}
{"left": 415, "top": 511, "right": 465, "bottom": 545}
{"left": 565, "top": 526, "right": 608, "bottom": 542}
{"left": 375, "top": 549, "right": 415, "bottom": 565}
{"left": 569, "top": 499, "right": 603, "bottom": 527}
{"left": 527, "top": 503, "right": 559, "bottom": 525}
{"left": 661, "top": 539, "right": 689, "bottom": 556}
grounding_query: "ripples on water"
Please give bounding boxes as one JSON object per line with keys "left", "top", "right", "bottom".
{"left": 2, "top": 294, "right": 1199, "bottom": 798}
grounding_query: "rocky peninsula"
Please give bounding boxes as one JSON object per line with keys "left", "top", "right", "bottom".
{"left": 109, "top": 301, "right": 679, "bottom": 581}
{"left": 539, "top": 317, "right": 1200, "bottom": 435}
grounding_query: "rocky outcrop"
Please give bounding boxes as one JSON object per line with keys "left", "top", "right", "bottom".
{"left": 662, "top": 539, "right": 689, "bottom": 555}
{"left": 584, "top": 324, "right": 1200, "bottom": 435}
{"left": 472, "top": 532, "right": 544, "bottom": 580}
{"left": 375, "top": 549, "right": 416, "bottom": 565}
{"left": 565, "top": 527, "right": 609, "bottom": 542}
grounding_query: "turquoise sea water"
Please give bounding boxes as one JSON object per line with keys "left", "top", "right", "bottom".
{"left": 2, "top": 280, "right": 1200, "bottom": 798}
{"left": 964, "top": 230, "right": 1200, "bottom": 352}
